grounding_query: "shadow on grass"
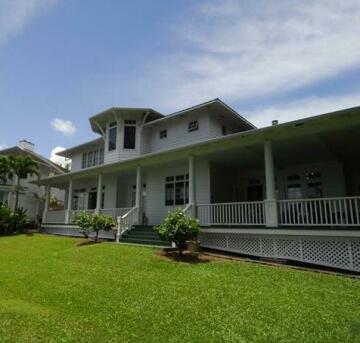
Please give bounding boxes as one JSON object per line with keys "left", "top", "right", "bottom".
{"left": 156, "top": 249, "right": 221, "bottom": 264}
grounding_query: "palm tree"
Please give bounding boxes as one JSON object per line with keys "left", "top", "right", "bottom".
{"left": 0, "top": 156, "right": 11, "bottom": 184}
{"left": 8, "top": 155, "right": 39, "bottom": 210}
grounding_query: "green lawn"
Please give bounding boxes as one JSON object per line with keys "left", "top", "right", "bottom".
{"left": 0, "top": 235, "right": 359, "bottom": 342}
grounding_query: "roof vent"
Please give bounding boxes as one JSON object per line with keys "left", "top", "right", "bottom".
{"left": 272, "top": 120, "right": 279, "bottom": 126}
{"left": 18, "top": 140, "right": 35, "bottom": 152}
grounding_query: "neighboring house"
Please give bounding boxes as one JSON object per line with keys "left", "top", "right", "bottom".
{"left": 0, "top": 140, "right": 66, "bottom": 221}
{"left": 37, "top": 98, "right": 360, "bottom": 272}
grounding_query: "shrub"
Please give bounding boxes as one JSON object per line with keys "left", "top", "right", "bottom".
{"left": 154, "top": 208, "right": 200, "bottom": 255}
{"left": 73, "top": 212, "right": 92, "bottom": 239}
{"left": 91, "top": 214, "right": 115, "bottom": 242}
{"left": 73, "top": 212, "right": 115, "bottom": 242}
{"left": 0, "top": 204, "right": 29, "bottom": 235}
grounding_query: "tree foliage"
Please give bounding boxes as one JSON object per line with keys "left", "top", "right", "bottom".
{"left": 0, "top": 204, "right": 29, "bottom": 235}
{"left": 73, "top": 212, "right": 115, "bottom": 242}
{"left": 154, "top": 209, "right": 200, "bottom": 255}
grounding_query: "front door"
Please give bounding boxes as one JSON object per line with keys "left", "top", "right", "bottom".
{"left": 88, "top": 191, "right": 97, "bottom": 210}
{"left": 247, "top": 185, "right": 263, "bottom": 201}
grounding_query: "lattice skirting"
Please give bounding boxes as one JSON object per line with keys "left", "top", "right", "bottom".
{"left": 200, "top": 232, "right": 360, "bottom": 272}
{"left": 43, "top": 226, "right": 116, "bottom": 240}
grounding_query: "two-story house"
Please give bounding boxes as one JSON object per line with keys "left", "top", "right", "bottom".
{"left": 37, "top": 99, "right": 360, "bottom": 272}
{"left": 0, "top": 140, "right": 66, "bottom": 222}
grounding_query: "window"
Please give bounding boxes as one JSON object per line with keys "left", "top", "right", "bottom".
{"left": 307, "top": 182, "right": 323, "bottom": 198}
{"left": 108, "top": 121, "right": 117, "bottom": 151}
{"left": 222, "top": 126, "right": 227, "bottom": 135}
{"left": 287, "top": 184, "right": 302, "bottom": 199}
{"left": 124, "top": 120, "right": 136, "bottom": 149}
{"left": 188, "top": 120, "right": 199, "bottom": 132}
{"left": 160, "top": 129, "right": 167, "bottom": 139}
{"left": 81, "top": 148, "right": 105, "bottom": 169}
{"left": 81, "top": 153, "right": 87, "bottom": 169}
{"left": 72, "top": 188, "right": 86, "bottom": 210}
{"left": 165, "top": 174, "right": 189, "bottom": 206}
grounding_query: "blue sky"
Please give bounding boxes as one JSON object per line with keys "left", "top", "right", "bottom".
{"left": 0, "top": 0, "right": 359, "bottom": 164}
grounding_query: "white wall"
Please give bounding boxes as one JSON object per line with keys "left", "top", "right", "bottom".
{"left": 145, "top": 157, "right": 210, "bottom": 225}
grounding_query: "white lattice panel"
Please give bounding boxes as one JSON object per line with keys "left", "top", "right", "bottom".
{"left": 227, "top": 234, "right": 261, "bottom": 255}
{"left": 200, "top": 232, "right": 360, "bottom": 272}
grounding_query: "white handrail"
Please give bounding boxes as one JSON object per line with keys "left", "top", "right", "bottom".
{"left": 116, "top": 206, "right": 138, "bottom": 242}
{"left": 278, "top": 196, "right": 360, "bottom": 226}
{"left": 196, "top": 201, "right": 265, "bottom": 226}
{"left": 182, "top": 204, "right": 193, "bottom": 216}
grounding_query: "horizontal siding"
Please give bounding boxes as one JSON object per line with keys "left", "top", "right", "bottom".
{"left": 145, "top": 157, "right": 210, "bottom": 225}
{"left": 145, "top": 111, "right": 211, "bottom": 154}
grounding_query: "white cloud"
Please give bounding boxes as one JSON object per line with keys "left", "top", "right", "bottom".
{"left": 0, "top": 0, "right": 59, "bottom": 47}
{"left": 247, "top": 92, "right": 360, "bottom": 128}
{"left": 134, "top": 0, "right": 360, "bottom": 111}
{"left": 50, "top": 118, "right": 76, "bottom": 136}
{"left": 0, "top": 144, "right": 8, "bottom": 150}
{"left": 50, "top": 146, "right": 70, "bottom": 169}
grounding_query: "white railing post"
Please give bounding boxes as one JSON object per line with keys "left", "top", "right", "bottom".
{"left": 65, "top": 179, "right": 73, "bottom": 224}
{"left": 42, "top": 185, "right": 50, "bottom": 223}
{"left": 264, "top": 140, "right": 278, "bottom": 227}
{"left": 116, "top": 216, "right": 121, "bottom": 243}
{"left": 188, "top": 155, "right": 196, "bottom": 217}
{"left": 135, "top": 165, "right": 142, "bottom": 225}
{"left": 95, "top": 173, "right": 103, "bottom": 214}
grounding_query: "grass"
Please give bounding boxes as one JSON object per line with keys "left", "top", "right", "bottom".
{"left": 0, "top": 234, "right": 359, "bottom": 342}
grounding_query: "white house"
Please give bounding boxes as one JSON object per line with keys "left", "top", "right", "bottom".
{"left": 37, "top": 99, "right": 360, "bottom": 272}
{"left": 0, "top": 140, "right": 66, "bottom": 222}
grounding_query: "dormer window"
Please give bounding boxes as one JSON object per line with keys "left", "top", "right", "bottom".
{"left": 188, "top": 120, "right": 198, "bottom": 132}
{"left": 160, "top": 129, "right": 167, "bottom": 139}
{"left": 108, "top": 121, "right": 117, "bottom": 151}
{"left": 124, "top": 120, "right": 136, "bottom": 149}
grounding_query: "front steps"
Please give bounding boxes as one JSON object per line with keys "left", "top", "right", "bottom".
{"left": 119, "top": 225, "right": 171, "bottom": 247}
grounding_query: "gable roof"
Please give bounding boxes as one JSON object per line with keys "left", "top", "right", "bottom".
{"left": 143, "top": 98, "right": 256, "bottom": 130}
{"left": 0, "top": 146, "right": 67, "bottom": 174}
{"left": 89, "top": 107, "right": 164, "bottom": 134}
{"left": 56, "top": 138, "right": 104, "bottom": 158}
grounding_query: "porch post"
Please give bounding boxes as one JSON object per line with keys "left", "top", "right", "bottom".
{"left": 65, "top": 179, "right": 73, "bottom": 224}
{"left": 188, "top": 155, "right": 196, "bottom": 216}
{"left": 96, "top": 173, "right": 103, "bottom": 214}
{"left": 42, "top": 185, "right": 50, "bottom": 224}
{"left": 264, "top": 140, "right": 278, "bottom": 227}
{"left": 135, "top": 165, "right": 142, "bottom": 224}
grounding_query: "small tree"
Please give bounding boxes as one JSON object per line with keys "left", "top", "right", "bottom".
{"left": 74, "top": 212, "right": 115, "bottom": 242}
{"left": 91, "top": 214, "right": 115, "bottom": 242}
{"left": 73, "top": 212, "right": 92, "bottom": 239}
{"left": 154, "top": 208, "right": 200, "bottom": 255}
{"left": 0, "top": 156, "right": 11, "bottom": 184}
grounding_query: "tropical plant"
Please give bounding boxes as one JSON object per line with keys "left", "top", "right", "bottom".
{"left": 8, "top": 155, "right": 39, "bottom": 210}
{"left": 73, "top": 212, "right": 115, "bottom": 242}
{"left": 0, "top": 204, "right": 29, "bottom": 235}
{"left": 154, "top": 208, "right": 201, "bottom": 255}
{"left": 0, "top": 156, "right": 11, "bottom": 184}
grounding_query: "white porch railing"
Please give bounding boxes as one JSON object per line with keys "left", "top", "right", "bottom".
{"left": 196, "top": 201, "right": 265, "bottom": 226}
{"left": 278, "top": 196, "right": 360, "bottom": 226}
{"left": 99, "top": 208, "right": 132, "bottom": 221}
{"left": 44, "top": 210, "right": 66, "bottom": 224}
{"left": 116, "top": 207, "right": 138, "bottom": 242}
{"left": 70, "top": 209, "right": 95, "bottom": 223}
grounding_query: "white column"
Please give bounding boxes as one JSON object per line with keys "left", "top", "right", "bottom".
{"left": 7, "top": 191, "right": 12, "bottom": 208}
{"left": 135, "top": 166, "right": 142, "bottom": 224}
{"left": 42, "top": 185, "right": 50, "bottom": 223}
{"left": 264, "top": 140, "right": 278, "bottom": 227}
{"left": 65, "top": 180, "right": 73, "bottom": 224}
{"left": 96, "top": 173, "right": 103, "bottom": 213}
{"left": 188, "top": 155, "right": 196, "bottom": 216}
